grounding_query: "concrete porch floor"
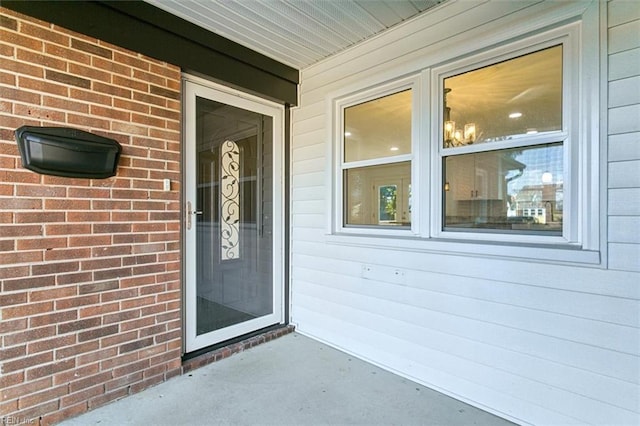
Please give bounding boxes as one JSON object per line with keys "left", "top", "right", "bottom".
{"left": 60, "top": 333, "right": 516, "bottom": 425}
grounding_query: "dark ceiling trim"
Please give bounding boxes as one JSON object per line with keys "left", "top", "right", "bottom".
{"left": 2, "top": 0, "right": 299, "bottom": 106}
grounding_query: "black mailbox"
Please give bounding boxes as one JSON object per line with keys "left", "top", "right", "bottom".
{"left": 15, "top": 126, "right": 121, "bottom": 179}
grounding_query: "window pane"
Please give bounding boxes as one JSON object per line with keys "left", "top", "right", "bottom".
{"left": 444, "top": 143, "right": 562, "bottom": 234}
{"left": 344, "top": 90, "right": 412, "bottom": 162}
{"left": 378, "top": 185, "right": 398, "bottom": 222}
{"left": 344, "top": 161, "right": 411, "bottom": 226}
{"left": 443, "top": 46, "right": 562, "bottom": 147}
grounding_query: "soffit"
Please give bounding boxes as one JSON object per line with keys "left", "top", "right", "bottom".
{"left": 144, "top": 0, "right": 443, "bottom": 69}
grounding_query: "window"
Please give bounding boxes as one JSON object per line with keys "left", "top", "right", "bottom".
{"left": 337, "top": 77, "right": 418, "bottom": 231}
{"left": 430, "top": 25, "right": 592, "bottom": 248}
{"left": 331, "top": 14, "right": 600, "bottom": 261}
{"left": 440, "top": 45, "right": 565, "bottom": 235}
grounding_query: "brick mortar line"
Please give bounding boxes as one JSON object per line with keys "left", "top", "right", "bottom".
{"left": 0, "top": 259, "right": 179, "bottom": 273}
{"left": 0, "top": 231, "right": 179, "bottom": 238}
{"left": 4, "top": 21, "right": 176, "bottom": 74}
{"left": 6, "top": 65, "right": 180, "bottom": 91}
{"left": 2, "top": 95, "right": 181, "bottom": 122}
{"left": 9, "top": 78, "right": 178, "bottom": 109}
{"left": 2, "top": 205, "right": 179, "bottom": 210}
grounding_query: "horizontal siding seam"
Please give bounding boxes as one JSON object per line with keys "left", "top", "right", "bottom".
{"left": 294, "top": 253, "right": 640, "bottom": 303}
{"left": 608, "top": 18, "right": 640, "bottom": 30}
{"left": 607, "top": 45, "right": 640, "bottom": 56}
{"left": 607, "top": 70, "right": 640, "bottom": 84}
{"left": 291, "top": 241, "right": 638, "bottom": 297}
{"left": 607, "top": 241, "right": 640, "bottom": 247}
{"left": 293, "top": 272, "right": 639, "bottom": 357}
{"left": 295, "top": 297, "right": 639, "bottom": 415}
{"left": 294, "top": 316, "right": 582, "bottom": 426}
{"left": 608, "top": 157, "right": 640, "bottom": 164}
{"left": 607, "top": 130, "right": 640, "bottom": 137}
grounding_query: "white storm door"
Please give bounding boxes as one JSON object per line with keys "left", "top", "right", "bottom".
{"left": 184, "top": 76, "right": 284, "bottom": 353}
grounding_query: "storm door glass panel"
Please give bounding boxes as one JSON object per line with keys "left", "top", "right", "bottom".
{"left": 195, "top": 96, "right": 273, "bottom": 336}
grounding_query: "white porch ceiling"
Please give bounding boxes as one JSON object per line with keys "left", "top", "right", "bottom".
{"left": 144, "top": 0, "right": 443, "bottom": 69}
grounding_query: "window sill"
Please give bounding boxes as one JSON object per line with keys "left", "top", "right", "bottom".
{"left": 325, "top": 232, "right": 601, "bottom": 266}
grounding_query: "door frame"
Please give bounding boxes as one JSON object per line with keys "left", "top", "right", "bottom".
{"left": 182, "top": 74, "right": 285, "bottom": 353}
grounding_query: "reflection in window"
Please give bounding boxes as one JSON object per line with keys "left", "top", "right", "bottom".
{"left": 341, "top": 85, "right": 413, "bottom": 228}
{"left": 344, "top": 90, "right": 412, "bottom": 162}
{"left": 345, "top": 162, "right": 411, "bottom": 226}
{"left": 444, "top": 143, "right": 562, "bottom": 233}
{"left": 443, "top": 45, "right": 562, "bottom": 147}
{"left": 378, "top": 185, "right": 398, "bottom": 223}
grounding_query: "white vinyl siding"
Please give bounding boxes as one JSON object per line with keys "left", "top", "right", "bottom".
{"left": 608, "top": 0, "right": 640, "bottom": 273}
{"left": 290, "top": 1, "right": 639, "bottom": 425}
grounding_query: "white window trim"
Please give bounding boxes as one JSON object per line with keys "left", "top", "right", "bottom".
{"left": 331, "top": 74, "right": 423, "bottom": 237}
{"left": 325, "top": 2, "right": 602, "bottom": 267}
{"left": 430, "top": 24, "right": 581, "bottom": 246}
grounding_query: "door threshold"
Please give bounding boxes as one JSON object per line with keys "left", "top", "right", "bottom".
{"left": 182, "top": 324, "right": 295, "bottom": 373}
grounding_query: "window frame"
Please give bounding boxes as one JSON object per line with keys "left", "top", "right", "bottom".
{"left": 430, "top": 26, "right": 580, "bottom": 245}
{"left": 327, "top": 5, "right": 601, "bottom": 265}
{"left": 332, "top": 74, "right": 423, "bottom": 236}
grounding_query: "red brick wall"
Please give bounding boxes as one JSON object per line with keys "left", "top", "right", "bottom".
{"left": 0, "top": 8, "right": 182, "bottom": 425}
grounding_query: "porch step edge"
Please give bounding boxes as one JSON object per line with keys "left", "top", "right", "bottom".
{"left": 181, "top": 324, "right": 296, "bottom": 373}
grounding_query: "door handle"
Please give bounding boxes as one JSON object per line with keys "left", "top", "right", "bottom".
{"left": 186, "top": 201, "right": 192, "bottom": 230}
{"left": 186, "top": 201, "right": 202, "bottom": 230}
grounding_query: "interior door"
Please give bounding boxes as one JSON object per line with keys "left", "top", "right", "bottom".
{"left": 184, "top": 77, "right": 284, "bottom": 352}
{"left": 372, "top": 176, "right": 411, "bottom": 225}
